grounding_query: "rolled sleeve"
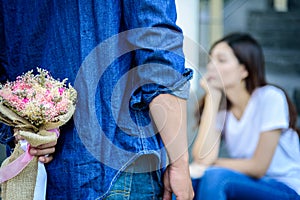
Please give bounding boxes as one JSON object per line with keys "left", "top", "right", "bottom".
{"left": 130, "top": 68, "right": 193, "bottom": 110}
{"left": 123, "top": 0, "right": 193, "bottom": 110}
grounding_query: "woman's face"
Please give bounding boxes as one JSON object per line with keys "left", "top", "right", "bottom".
{"left": 206, "top": 42, "right": 248, "bottom": 90}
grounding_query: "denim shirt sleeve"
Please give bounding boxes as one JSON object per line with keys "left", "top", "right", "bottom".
{"left": 122, "top": 0, "right": 193, "bottom": 110}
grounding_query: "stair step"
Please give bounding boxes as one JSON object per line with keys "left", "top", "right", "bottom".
{"left": 263, "top": 48, "right": 300, "bottom": 74}
{"left": 247, "top": 11, "right": 300, "bottom": 49}
{"left": 253, "top": 33, "right": 300, "bottom": 49}
{"left": 248, "top": 11, "right": 300, "bottom": 31}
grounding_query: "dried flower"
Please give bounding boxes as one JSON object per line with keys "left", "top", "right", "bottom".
{"left": 0, "top": 68, "right": 77, "bottom": 126}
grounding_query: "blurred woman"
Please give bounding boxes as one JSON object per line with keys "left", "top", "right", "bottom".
{"left": 190, "top": 33, "right": 300, "bottom": 199}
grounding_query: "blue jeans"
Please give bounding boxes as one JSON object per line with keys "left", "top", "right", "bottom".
{"left": 192, "top": 167, "right": 300, "bottom": 200}
{"left": 104, "top": 156, "right": 163, "bottom": 200}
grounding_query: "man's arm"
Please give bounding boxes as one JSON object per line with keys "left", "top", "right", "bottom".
{"left": 150, "top": 93, "right": 194, "bottom": 200}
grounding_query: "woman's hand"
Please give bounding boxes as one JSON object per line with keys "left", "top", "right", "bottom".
{"left": 200, "top": 74, "right": 222, "bottom": 98}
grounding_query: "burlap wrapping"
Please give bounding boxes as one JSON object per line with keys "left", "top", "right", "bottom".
{"left": 0, "top": 102, "right": 76, "bottom": 200}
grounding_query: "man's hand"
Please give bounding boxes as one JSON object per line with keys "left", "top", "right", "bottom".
{"left": 15, "top": 134, "right": 57, "bottom": 164}
{"left": 29, "top": 141, "right": 57, "bottom": 163}
{"left": 163, "top": 154, "right": 194, "bottom": 200}
{"left": 149, "top": 94, "right": 194, "bottom": 199}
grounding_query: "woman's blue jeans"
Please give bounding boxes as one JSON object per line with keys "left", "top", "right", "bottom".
{"left": 192, "top": 167, "right": 300, "bottom": 200}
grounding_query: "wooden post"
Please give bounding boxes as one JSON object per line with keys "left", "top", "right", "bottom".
{"left": 209, "top": 0, "right": 224, "bottom": 45}
{"left": 274, "top": 0, "right": 288, "bottom": 12}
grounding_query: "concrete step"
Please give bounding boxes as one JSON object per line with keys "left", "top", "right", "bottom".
{"left": 263, "top": 48, "right": 300, "bottom": 74}
{"left": 248, "top": 11, "right": 300, "bottom": 49}
{"left": 248, "top": 11, "right": 300, "bottom": 30}
{"left": 253, "top": 32, "right": 300, "bottom": 49}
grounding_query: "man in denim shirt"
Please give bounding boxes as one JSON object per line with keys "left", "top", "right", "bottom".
{"left": 0, "top": 0, "right": 194, "bottom": 199}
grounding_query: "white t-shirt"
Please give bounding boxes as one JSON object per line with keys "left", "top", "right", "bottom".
{"left": 222, "top": 85, "right": 300, "bottom": 195}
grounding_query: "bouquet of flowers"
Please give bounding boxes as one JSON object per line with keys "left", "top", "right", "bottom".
{"left": 0, "top": 68, "right": 77, "bottom": 200}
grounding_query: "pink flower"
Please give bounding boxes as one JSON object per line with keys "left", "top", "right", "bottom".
{"left": 58, "top": 88, "right": 65, "bottom": 95}
{"left": 22, "top": 98, "right": 29, "bottom": 104}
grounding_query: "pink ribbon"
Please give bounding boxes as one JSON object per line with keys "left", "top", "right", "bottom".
{"left": 0, "top": 145, "right": 34, "bottom": 183}
{"left": 49, "top": 128, "right": 60, "bottom": 138}
{"left": 0, "top": 128, "right": 60, "bottom": 183}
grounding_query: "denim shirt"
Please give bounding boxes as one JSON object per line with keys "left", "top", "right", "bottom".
{"left": 0, "top": 1, "right": 192, "bottom": 199}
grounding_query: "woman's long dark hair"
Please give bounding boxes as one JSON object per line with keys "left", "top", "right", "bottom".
{"left": 195, "top": 33, "right": 299, "bottom": 136}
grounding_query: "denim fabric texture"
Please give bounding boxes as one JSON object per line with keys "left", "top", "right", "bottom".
{"left": 0, "top": 0, "right": 192, "bottom": 199}
{"left": 192, "top": 167, "right": 300, "bottom": 200}
{"left": 104, "top": 170, "right": 163, "bottom": 200}
{"left": 104, "top": 156, "right": 163, "bottom": 200}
